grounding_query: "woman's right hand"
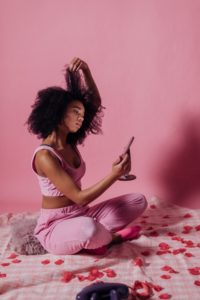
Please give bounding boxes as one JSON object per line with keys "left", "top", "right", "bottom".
{"left": 111, "top": 154, "right": 130, "bottom": 179}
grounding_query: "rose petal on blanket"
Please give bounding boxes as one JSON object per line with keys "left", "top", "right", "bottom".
{"left": 159, "top": 243, "right": 171, "bottom": 250}
{"left": 41, "top": 259, "right": 50, "bottom": 265}
{"left": 194, "top": 280, "right": 200, "bottom": 286}
{"left": 153, "top": 285, "right": 164, "bottom": 292}
{"left": 7, "top": 253, "right": 18, "bottom": 259}
{"left": 12, "top": 259, "right": 21, "bottom": 263}
{"left": 161, "top": 265, "right": 179, "bottom": 274}
{"left": 141, "top": 251, "right": 151, "bottom": 256}
{"left": 159, "top": 293, "right": 172, "bottom": 299}
{"left": 172, "top": 248, "right": 186, "bottom": 255}
{"left": 54, "top": 259, "right": 64, "bottom": 265}
{"left": 0, "top": 273, "right": 7, "bottom": 278}
{"left": 146, "top": 281, "right": 164, "bottom": 292}
{"left": 133, "top": 256, "right": 144, "bottom": 267}
{"left": 149, "top": 231, "right": 159, "bottom": 237}
{"left": 183, "top": 213, "right": 192, "bottom": 218}
{"left": 1, "top": 263, "right": 10, "bottom": 267}
{"left": 171, "top": 236, "right": 183, "bottom": 242}
{"left": 163, "top": 215, "right": 170, "bottom": 219}
{"left": 87, "top": 274, "right": 97, "bottom": 281}
{"left": 184, "top": 240, "right": 195, "bottom": 248}
{"left": 61, "top": 271, "right": 75, "bottom": 283}
{"left": 156, "top": 250, "right": 171, "bottom": 255}
{"left": 161, "top": 275, "right": 171, "bottom": 279}
{"left": 161, "top": 265, "right": 173, "bottom": 271}
{"left": 77, "top": 274, "right": 87, "bottom": 281}
{"left": 195, "top": 225, "right": 200, "bottom": 231}
{"left": 132, "top": 281, "right": 154, "bottom": 298}
{"left": 150, "top": 205, "right": 157, "bottom": 209}
{"left": 89, "top": 268, "right": 104, "bottom": 279}
{"left": 167, "top": 232, "right": 176, "bottom": 236}
{"left": 188, "top": 268, "right": 200, "bottom": 275}
{"left": 184, "top": 252, "right": 194, "bottom": 257}
{"left": 104, "top": 269, "right": 117, "bottom": 278}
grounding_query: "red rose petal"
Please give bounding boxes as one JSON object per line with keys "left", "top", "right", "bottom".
{"left": 194, "top": 280, "right": 200, "bottom": 286}
{"left": 163, "top": 215, "right": 170, "bottom": 219}
{"left": 167, "top": 232, "right": 176, "bottom": 236}
{"left": 161, "top": 275, "right": 170, "bottom": 280}
{"left": 7, "top": 253, "right": 18, "bottom": 259}
{"left": 133, "top": 257, "right": 144, "bottom": 267}
{"left": 184, "top": 252, "right": 194, "bottom": 257}
{"left": 150, "top": 205, "right": 157, "bottom": 209}
{"left": 159, "top": 243, "right": 171, "bottom": 250}
{"left": 172, "top": 248, "right": 186, "bottom": 255}
{"left": 77, "top": 274, "right": 87, "bottom": 281}
{"left": 184, "top": 240, "right": 195, "bottom": 248}
{"left": 12, "top": 259, "right": 21, "bottom": 263}
{"left": 55, "top": 259, "right": 64, "bottom": 265}
{"left": 183, "top": 225, "right": 193, "bottom": 231}
{"left": 188, "top": 268, "right": 200, "bottom": 275}
{"left": 104, "top": 269, "right": 117, "bottom": 278}
{"left": 1, "top": 263, "right": 10, "bottom": 267}
{"left": 195, "top": 225, "right": 200, "bottom": 231}
{"left": 87, "top": 274, "right": 97, "bottom": 281}
{"left": 159, "top": 293, "right": 171, "bottom": 299}
{"left": 161, "top": 265, "right": 172, "bottom": 271}
{"left": 0, "top": 273, "right": 7, "bottom": 278}
{"left": 141, "top": 251, "right": 151, "bottom": 256}
{"left": 61, "top": 271, "right": 75, "bottom": 282}
{"left": 161, "top": 265, "right": 179, "bottom": 273}
{"left": 156, "top": 250, "right": 171, "bottom": 255}
{"left": 153, "top": 285, "right": 164, "bottom": 292}
{"left": 89, "top": 268, "right": 104, "bottom": 279}
{"left": 90, "top": 268, "right": 99, "bottom": 276}
{"left": 149, "top": 231, "right": 159, "bottom": 237}
{"left": 183, "top": 213, "right": 192, "bottom": 218}
{"left": 171, "top": 236, "right": 183, "bottom": 242}
{"left": 41, "top": 259, "right": 50, "bottom": 265}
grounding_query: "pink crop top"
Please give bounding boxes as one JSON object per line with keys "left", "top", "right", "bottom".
{"left": 31, "top": 145, "right": 86, "bottom": 197}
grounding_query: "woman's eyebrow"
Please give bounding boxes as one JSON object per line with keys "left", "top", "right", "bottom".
{"left": 72, "top": 106, "right": 85, "bottom": 114}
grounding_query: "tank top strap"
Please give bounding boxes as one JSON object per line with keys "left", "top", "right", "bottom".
{"left": 31, "top": 144, "right": 64, "bottom": 174}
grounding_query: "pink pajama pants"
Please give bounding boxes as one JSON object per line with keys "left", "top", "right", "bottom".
{"left": 34, "top": 193, "right": 147, "bottom": 255}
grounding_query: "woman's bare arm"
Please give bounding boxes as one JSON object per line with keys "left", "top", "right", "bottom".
{"left": 36, "top": 150, "right": 129, "bottom": 207}
{"left": 67, "top": 57, "right": 102, "bottom": 110}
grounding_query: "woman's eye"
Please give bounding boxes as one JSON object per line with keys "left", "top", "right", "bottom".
{"left": 73, "top": 109, "right": 79, "bottom": 115}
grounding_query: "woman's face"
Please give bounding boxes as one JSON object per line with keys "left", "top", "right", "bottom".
{"left": 60, "top": 100, "right": 85, "bottom": 133}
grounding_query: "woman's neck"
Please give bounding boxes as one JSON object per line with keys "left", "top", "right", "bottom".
{"left": 43, "top": 130, "right": 69, "bottom": 150}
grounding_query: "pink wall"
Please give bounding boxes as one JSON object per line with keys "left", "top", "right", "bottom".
{"left": 1, "top": 0, "right": 200, "bottom": 212}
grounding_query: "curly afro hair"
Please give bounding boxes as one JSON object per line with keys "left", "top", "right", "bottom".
{"left": 27, "top": 76, "right": 104, "bottom": 145}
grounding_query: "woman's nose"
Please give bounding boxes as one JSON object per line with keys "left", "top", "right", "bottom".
{"left": 78, "top": 115, "right": 84, "bottom": 121}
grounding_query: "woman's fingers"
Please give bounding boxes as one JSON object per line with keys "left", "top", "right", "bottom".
{"left": 68, "top": 57, "right": 88, "bottom": 72}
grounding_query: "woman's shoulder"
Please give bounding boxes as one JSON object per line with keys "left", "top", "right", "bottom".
{"left": 33, "top": 145, "right": 63, "bottom": 165}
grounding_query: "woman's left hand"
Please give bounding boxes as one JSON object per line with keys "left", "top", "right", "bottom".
{"left": 68, "top": 57, "right": 89, "bottom": 73}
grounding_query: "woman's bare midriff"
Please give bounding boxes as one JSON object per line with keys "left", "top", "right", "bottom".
{"left": 42, "top": 195, "right": 75, "bottom": 209}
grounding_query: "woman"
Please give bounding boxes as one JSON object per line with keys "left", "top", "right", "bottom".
{"left": 27, "top": 57, "right": 147, "bottom": 255}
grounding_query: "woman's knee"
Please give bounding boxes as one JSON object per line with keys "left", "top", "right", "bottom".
{"left": 80, "top": 217, "right": 98, "bottom": 241}
{"left": 138, "top": 194, "right": 148, "bottom": 212}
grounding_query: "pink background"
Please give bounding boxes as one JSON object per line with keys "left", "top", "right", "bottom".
{"left": 1, "top": 0, "right": 200, "bottom": 213}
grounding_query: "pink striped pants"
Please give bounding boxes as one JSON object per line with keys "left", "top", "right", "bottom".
{"left": 34, "top": 193, "right": 147, "bottom": 255}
